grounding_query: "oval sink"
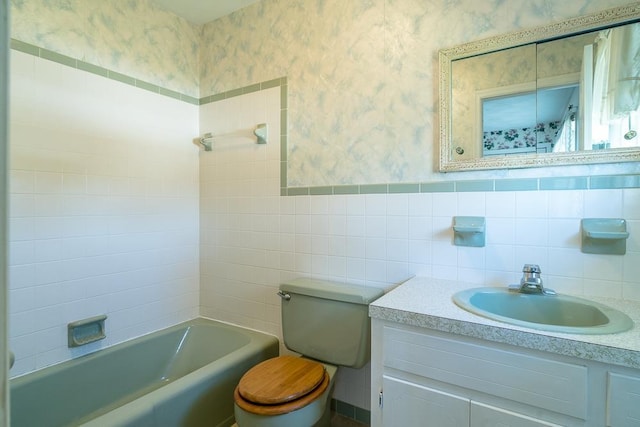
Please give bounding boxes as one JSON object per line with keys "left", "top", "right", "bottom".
{"left": 452, "top": 287, "right": 633, "bottom": 334}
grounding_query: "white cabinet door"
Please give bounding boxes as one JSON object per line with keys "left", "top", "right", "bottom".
{"left": 382, "top": 375, "right": 469, "bottom": 427}
{"left": 471, "top": 401, "right": 563, "bottom": 427}
{"left": 608, "top": 373, "right": 640, "bottom": 427}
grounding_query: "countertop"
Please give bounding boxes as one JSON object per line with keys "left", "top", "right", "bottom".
{"left": 369, "top": 276, "right": 640, "bottom": 370}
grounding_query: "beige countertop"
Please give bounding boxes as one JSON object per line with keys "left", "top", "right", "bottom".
{"left": 369, "top": 276, "right": 640, "bottom": 370}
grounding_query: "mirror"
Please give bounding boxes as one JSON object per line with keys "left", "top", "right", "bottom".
{"left": 440, "top": 4, "right": 640, "bottom": 171}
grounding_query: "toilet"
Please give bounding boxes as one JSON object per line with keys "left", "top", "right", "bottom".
{"left": 233, "top": 278, "right": 384, "bottom": 427}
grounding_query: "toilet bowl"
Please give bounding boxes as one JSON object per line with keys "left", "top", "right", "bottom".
{"left": 232, "top": 278, "right": 383, "bottom": 427}
{"left": 233, "top": 356, "right": 337, "bottom": 427}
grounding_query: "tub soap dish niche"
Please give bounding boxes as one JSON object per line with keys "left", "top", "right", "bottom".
{"left": 453, "top": 216, "right": 486, "bottom": 247}
{"left": 68, "top": 315, "right": 107, "bottom": 348}
{"left": 581, "top": 218, "right": 629, "bottom": 255}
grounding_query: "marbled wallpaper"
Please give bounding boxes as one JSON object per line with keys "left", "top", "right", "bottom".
{"left": 10, "top": 0, "right": 200, "bottom": 97}
{"left": 10, "top": 0, "right": 639, "bottom": 186}
{"left": 200, "top": 0, "right": 638, "bottom": 186}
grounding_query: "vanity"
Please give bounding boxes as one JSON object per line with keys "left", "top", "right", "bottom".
{"left": 369, "top": 277, "right": 640, "bottom": 427}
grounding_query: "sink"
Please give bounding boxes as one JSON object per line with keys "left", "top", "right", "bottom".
{"left": 452, "top": 287, "right": 633, "bottom": 334}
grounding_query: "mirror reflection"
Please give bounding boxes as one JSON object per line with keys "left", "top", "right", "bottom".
{"left": 476, "top": 22, "right": 640, "bottom": 156}
{"left": 589, "top": 23, "right": 640, "bottom": 150}
{"left": 482, "top": 85, "right": 580, "bottom": 156}
{"left": 441, "top": 6, "right": 640, "bottom": 171}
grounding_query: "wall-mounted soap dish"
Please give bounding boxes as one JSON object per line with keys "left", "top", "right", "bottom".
{"left": 453, "top": 216, "right": 486, "bottom": 247}
{"left": 581, "top": 218, "right": 629, "bottom": 255}
{"left": 68, "top": 315, "right": 107, "bottom": 348}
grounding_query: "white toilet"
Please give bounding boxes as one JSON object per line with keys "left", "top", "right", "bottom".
{"left": 233, "top": 278, "right": 383, "bottom": 427}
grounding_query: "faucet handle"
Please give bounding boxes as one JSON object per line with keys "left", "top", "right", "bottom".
{"left": 522, "top": 264, "right": 541, "bottom": 274}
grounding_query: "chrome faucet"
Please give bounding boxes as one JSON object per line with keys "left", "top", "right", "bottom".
{"left": 509, "top": 264, "right": 556, "bottom": 295}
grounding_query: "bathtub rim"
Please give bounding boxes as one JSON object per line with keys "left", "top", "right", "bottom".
{"left": 10, "top": 316, "right": 278, "bottom": 382}
{"left": 10, "top": 317, "right": 280, "bottom": 426}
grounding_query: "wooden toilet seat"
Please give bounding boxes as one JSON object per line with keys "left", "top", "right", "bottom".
{"left": 234, "top": 355, "right": 330, "bottom": 416}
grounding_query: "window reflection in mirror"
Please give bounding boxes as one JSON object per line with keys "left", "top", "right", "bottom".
{"left": 589, "top": 23, "right": 640, "bottom": 150}
{"left": 451, "top": 44, "right": 536, "bottom": 160}
{"left": 537, "top": 84, "right": 580, "bottom": 153}
{"left": 482, "top": 91, "right": 537, "bottom": 156}
{"left": 481, "top": 84, "right": 580, "bottom": 156}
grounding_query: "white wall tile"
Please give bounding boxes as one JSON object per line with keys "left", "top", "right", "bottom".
{"left": 431, "top": 216, "right": 454, "bottom": 241}
{"left": 584, "top": 189, "right": 623, "bottom": 217}
{"left": 547, "top": 218, "right": 580, "bottom": 248}
{"left": 457, "top": 192, "right": 485, "bottom": 216}
{"left": 387, "top": 194, "right": 408, "bottom": 216}
{"left": 365, "top": 194, "right": 387, "bottom": 216}
{"left": 432, "top": 192, "right": 457, "bottom": 217}
{"left": 584, "top": 278, "right": 622, "bottom": 299}
{"left": 486, "top": 192, "right": 515, "bottom": 218}
{"left": 484, "top": 244, "right": 515, "bottom": 272}
{"left": 365, "top": 216, "right": 386, "bottom": 239}
{"left": 457, "top": 246, "right": 485, "bottom": 270}
{"left": 408, "top": 193, "right": 432, "bottom": 216}
{"left": 386, "top": 216, "right": 408, "bottom": 239}
{"left": 623, "top": 189, "right": 640, "bottom": 220}
{"left": 515, "top": 218, "right": 548, "bottom": 246}
{"left": 583, "top": 255, "right": 624, "bottom": 282}
{"left": 546, "top": 247, "right": 583, "bottom": 278}
{"left": 514, "top": 246, "right": 549, "bottom": 272}
{"left": 547, "top": 190, "right": 583, "bottom": 218}
{"left": 486, "top": 218, "right": 515, "bottom": 245}
{"left": 8, "top": 54, "right": 199, "bottom": 377}
{"left": 515, "top": 191, "right": 548, "bottom": 218}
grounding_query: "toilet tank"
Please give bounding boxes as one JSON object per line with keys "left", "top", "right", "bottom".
{"left": 279, "top": 278, "right": 384, "bottom": 369}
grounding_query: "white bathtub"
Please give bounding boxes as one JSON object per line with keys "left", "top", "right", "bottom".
{"left": 10, "top": 318, "right": 279, "bottom": 427}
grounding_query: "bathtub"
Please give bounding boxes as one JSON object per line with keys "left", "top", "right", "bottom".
{"left": 10, "top": 318, "right": 279, "bottom": 427}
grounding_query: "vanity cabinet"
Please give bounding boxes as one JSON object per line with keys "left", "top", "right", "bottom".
{"left": 382, "top": 377, "right": 560, "bottom": 427}
{"left": 371, "top": 319, "right": 640, "bottom": 427}
{"left": 608, "top": 373, "right": 640, "bottom": 426}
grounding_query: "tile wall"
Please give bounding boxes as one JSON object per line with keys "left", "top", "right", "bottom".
{"left": 8, "top": 50, "right": 200, "bottom": 376}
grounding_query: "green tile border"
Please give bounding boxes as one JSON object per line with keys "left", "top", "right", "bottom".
{"left": 455, "top": 179, "right": 494, "bottom": 192}
{"left": 331, "top": 399, "right": 370, "bottom": 425}
{"left": 309, "top": 186, "right": 333, "bottom": 195}
{"left": 11, "top": 39, "right": 640, "bottom": 197}
{"left": 590, "top": 174, "right": 640, "bottom": 189}
{"left": 11, "top": 39, "right": 201, "bottom": 105}
{"left": 77, "top": 60, "right": 108, "bottom": 77}
{"left": 539, "top": 176, "right": 589, "bottom": 190}
{"left": 10, "top": 39, "right": 38, "bottom": 55}
{"left": 40, "top": 49, "right": 75, "bottom": 68}
{"left": 283, "top": 174, "right": 640, "bottom": 196}
{"left": 495, "top": 178, "right": 539, "bottom": 192}
{"left": 333, "top": 185, "right": 360, "bottom": 195}
{"left": 389, "top": 183, "right": 420, "bottom": 193}
{"left": 422, "top": 181, "right": 455, "bottom": 193}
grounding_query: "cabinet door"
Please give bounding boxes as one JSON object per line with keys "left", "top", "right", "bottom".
{"left": 608, "top": 373, "right": 640, "bottom": 427}
{"left": 382, "top": 375, "right": 470, "bottom": 427}
{"left": 471, "top": 401, "right": 563, "bottom": 427}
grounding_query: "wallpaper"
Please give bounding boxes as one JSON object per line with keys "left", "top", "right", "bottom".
{"left": 10, "top": 0, "right": 638, "bottom": 186}
{"left": 10, "top": 0, "right": 200, "bottom": 97}
{"left": 483, "top": 121, "right": 561, "bottom": 155}
{"left": 200, "top": 0, "right": 636, "bottom": 186}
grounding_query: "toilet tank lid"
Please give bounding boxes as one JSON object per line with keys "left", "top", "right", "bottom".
{"left": 280, "top": 278, "right": 384, "bottom": 305}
